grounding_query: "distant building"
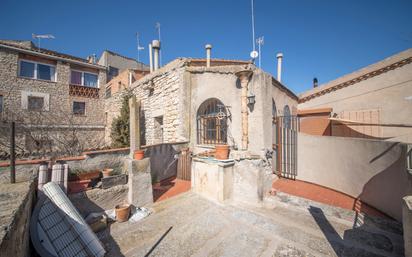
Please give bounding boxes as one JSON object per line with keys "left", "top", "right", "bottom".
{"left": 0, "top": 40, "right": 107, "bottom": 158}
{"left": 298, "top": 48, "right": 412, "bottom": 143}
{"left": 104, "top": 69, "right": 149, "bottom": 98}
{"left": 98, "top": 50, "right": 149, "bottom": 82}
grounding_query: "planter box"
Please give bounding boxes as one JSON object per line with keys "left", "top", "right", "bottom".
{"left": 101, "top": 174, "right": 128, "bottom": 189}
{"left": 69, "top": 171, "right": 101, "bottom": 181}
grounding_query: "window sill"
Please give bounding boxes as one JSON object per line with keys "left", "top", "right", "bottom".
{"left": 18, "top": 76, "right": 57, "bottom": 84}
{"left": 73, "top": 114, "right": 87, "bottom": 117}
{"left": 70, "top": 84, "right": 99, "bottom": 89}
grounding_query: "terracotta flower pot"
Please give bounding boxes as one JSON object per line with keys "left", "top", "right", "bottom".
{"left": 102, "top": 168, "right": 113, "bottom": 178}
{"left": 68, "top": 180, "right": 91, "bottom": 194}
{"left": 115, "top": 204, "right": 131, "bottom": 222}
{"left": 215, "top": 145, "right": 230, "bottom": 160}
{"left": 134, "top": 150, "right": 145, "bottom": 160}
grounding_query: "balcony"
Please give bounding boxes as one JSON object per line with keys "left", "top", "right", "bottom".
{"left": 69, "top": 84, "right": 99, "bottom": 98}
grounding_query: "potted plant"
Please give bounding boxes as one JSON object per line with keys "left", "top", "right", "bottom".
{"left": 134, "top": 149, "right": 145, "bottom": 160}
{"left": 102, "top": 168, "right": 113, "bottom": 178}
{"left": 115, "top": 204, "right": 131, "bottom": 222}
{"left": 215, "top": 144, "right": 230, "bottom": 160}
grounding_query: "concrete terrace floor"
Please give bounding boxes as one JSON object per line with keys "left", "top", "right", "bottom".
{"left": 98, "top": 192, "right": 404, "bottom": 257}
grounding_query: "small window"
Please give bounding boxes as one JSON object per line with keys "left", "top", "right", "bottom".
{"left": 19, "top": 60, "right": 56, "bottom": 81}
{"left": 105, "top": 85, "right": 112, "bottom": 98}
{"left": 20, "top": 61, "right": 35, "bottom": 78}
{"left": 0, "top": 95, "right": 3, "bottom": 113}
{"left": 84, "top": 73, "right": 98, "bottom": 87}
{"left": 73, "top": 101, "right": 86, "bottom": 115}
{"left": 154, "top": 116, "right": 164, "bottom": 144}
{"left": 28, "top": 96, "right": 44, "bottom": 111}
{"left": 71, "top": 70, "right": 82, "bottom": 85}
{"left": 70, "top": 70, "right": 98, "bottom": 88}
{"left": 108, "top": 66, "right": 119, "bottom": 81}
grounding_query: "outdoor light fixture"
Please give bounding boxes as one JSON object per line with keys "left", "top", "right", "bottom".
{"left": 247, "top": 94, "right": 256, "bottom": 105}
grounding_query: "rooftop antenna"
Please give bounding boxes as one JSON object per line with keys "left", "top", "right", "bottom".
{"left": 155, "top": 22, "right": 162, "bottom": 66}
{"left": 136, "top": 32, "right": 144, "bottom": 62}
{"left": 249, "top": 0, "right": 258, "bottom": 61}
{"left": 256, "top": 36, "right": 264, "bottom": 68}
{"left": 32, "top": 34, "right": 55, "bottom": 50}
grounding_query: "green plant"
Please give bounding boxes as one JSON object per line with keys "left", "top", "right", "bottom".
{"left": 110, "top": 95, "right": 131, "bottom": 148}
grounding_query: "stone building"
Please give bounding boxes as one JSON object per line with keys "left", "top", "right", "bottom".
{"left": 104, "top": 69, "right": 149, "bottom": 98}
{"left": 0, "top": 40, "right": 107, "bottom": 158}
{"left": 105, "top": 57, "right": 298, "bottom": 157}
{"left": 298, "top": 48, "right": 412, "bottom": 143}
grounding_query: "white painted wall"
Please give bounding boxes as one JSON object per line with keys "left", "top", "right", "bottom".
{"left": 297, "top": 133, "right": 412, "bottom": 221}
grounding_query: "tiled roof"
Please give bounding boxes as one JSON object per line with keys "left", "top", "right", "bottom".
{"left": 0, "top": 40, "right": 105, "bottom": 69}
{"left": 299, "top": 48, "right": 412, "bottom": 103}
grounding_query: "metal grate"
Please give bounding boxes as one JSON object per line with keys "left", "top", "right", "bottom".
{"left": 177, "top": 148, "right": 192, "bottom": 181}
{"left": 276, "top": 116, "right": 299, "bottom": 179}
{"left": 196, "top": 98, "right": 227, "bottom": 145}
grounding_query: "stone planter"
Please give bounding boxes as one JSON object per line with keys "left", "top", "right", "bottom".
{"left": 134, "top": 150, "right": 145, "bottom": 160}
{"left": 115, "top": 204, "right": 131, "bottom": 222}
{"left": 215, "top": 145, "right": 230, "bottom": 160}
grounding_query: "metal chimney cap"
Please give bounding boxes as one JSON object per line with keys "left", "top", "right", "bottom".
{"left": 205, "top": 44, "right": 212, "bottom": 49}
{"left": 276, "top": 53, "right": 283, "bottom": 58}
{"left": 152, "top": 40, "right": 161, "bottom": 49}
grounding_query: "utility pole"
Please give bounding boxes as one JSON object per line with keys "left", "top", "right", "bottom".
{"left": 256, "top": 36, "right": 264, "bottom": 68}
{"left": 136, "top": 32, "right": 144, "bottom": 62}
{"left": 155, "top": 22, "right": 162, "bottom": 66}
{"left": 10, "top": 121, "right": 15, "bottom": 184}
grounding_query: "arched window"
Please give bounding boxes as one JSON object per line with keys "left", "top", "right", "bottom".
{"left": 197, "top": 98, "right": 227, "bottom": 145}
{"left": 283, "top": 105, "right": 291, "bottom": 129}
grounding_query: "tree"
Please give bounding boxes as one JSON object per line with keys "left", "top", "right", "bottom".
{"left": 110, "top": 95, "right": 130, "bottom": 147}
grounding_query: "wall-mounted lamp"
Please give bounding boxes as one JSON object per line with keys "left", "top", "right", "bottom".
{"left": 247, "top": 94, "right": 256, "bottom": 105}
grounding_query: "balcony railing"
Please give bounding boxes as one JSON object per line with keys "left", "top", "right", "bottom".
{"left": 69, "top": 84, "right": 99, "bottom": 98}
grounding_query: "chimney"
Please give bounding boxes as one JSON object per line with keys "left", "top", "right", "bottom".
{"left": 205, "top": 44, "right": 212, "bottom": 68}
{"left": 148, "top": 43, "right": 153, "bottom": 72}
{"left": 276, "top": 53, "right": 283, "bottom": 82}
{"left": 313, "top": 77, "right": 318, "bottom": 88}
{"left": 152, "top": 40, "right": 161, "bottom": 70}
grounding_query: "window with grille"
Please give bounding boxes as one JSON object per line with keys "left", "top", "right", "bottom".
{"left": 197, "top": 98, "right": 227, "bottom": 145}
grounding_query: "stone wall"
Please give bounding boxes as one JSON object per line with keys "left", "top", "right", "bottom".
{"left": 105, "top": 59, "right": 187, "bottom": 146}
{"left": 0, "top": 47, "right": 107, "bottom": 158}
{"left": 0, "top": 181, "right": 35, "bottom": 257}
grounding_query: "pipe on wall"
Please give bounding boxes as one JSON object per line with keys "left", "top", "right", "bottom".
{"left": 235, "top": 70, "right": 253, "bottom": 150}
{"left": 276, "top": 53, "right": 283, "bottom": 82}
{"left": 152, "top": 40, "right": 160, "bottom": 71}
{"left": 149, "top": 43, "right": 153, "bottom": 73}
{"left": 205, "top": 44, "right": 212, "bottom": 68}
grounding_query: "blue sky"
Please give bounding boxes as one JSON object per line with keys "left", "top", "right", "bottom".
{"left": 1, "top": 0, "right": 411, "bottom": 94}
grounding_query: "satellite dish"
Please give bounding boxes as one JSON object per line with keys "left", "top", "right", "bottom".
{"left": 250, "top": 50, "right": 259, "bottom": 59}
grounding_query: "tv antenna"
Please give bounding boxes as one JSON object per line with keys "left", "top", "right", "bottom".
{"left": 32, "top": 34, "right": 55, "bottom": 49}
{"left": 155, "top": 22, "right": 162, "bottom": 66}
{"left": 249, "top": 0, "right": 258, "bottom": 62}
{"left": 136, "top": 32, "right": 144, "bottom": 62}
{"left": 256, "top": 36, "right": 264, "bottom": 68}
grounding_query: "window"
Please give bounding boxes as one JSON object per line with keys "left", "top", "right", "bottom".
{"left": 28, "top": 96, "right": 44, "bottom": 111}
{"left": 108, "top": 66, "right": 119, "bottom": 81}
{"left": 19, "top": 60, "right": 56, "bottom": 81}
{"left": 0, "top": 95, "right": 3, "bottom": 113}
{"left": 73, "top": 101, "right": 86, "bottom": 115}
{"left": 283, "top": 105, "right": 291, "bottom": 129}
{"left": 197, "top": 98, "right": 227, "bottom": 145}
{"left": 154, "top": 116, "right": 163, "bottom": 144}
{"left": 70, "top": 70, "right": 98, "bottom": 88}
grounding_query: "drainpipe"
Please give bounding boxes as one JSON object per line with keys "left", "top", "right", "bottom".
{"left": 205, "top": 44, "right": 212, "bottom": 68}
{"left": 235, "top": 69, "right": 253, "bottom": 150}
{"left": 276, "top": 52, "right": 283, "bottom": 82}
{"left": 152, "top": 40, "right": 160, "bottom": 71}
{"left": 149, "top": 43, "right": 153, "bottom": 72}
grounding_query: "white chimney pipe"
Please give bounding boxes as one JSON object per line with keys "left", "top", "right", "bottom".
{"left": 276, "top": 52, "right": 283, "bottom": 82}
{"left": 205, "top": 44, "right": 212, "bottom": 68}
{"left": 152, "top": 40, "right": 160, "bottom": 70}
{"left": 149, "top": 43, "right": 153, "bottom": 72}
